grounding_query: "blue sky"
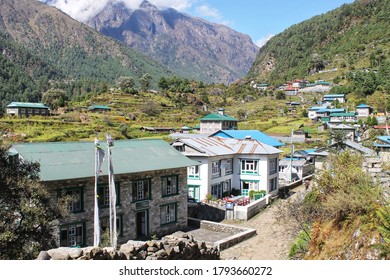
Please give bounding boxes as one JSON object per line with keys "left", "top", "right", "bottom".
{"left": 189, "top": 0, "right": 356, "bottom": 46}
{"left": 41, "top": 0, "right": 356, "bottom": 46}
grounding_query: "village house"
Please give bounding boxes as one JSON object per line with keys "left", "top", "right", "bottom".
{"left": 9, "top": 139, "right": 196, "bottom": 247}
{"left": 88, "top": 105, "right": 111, "bottom": 113}
{"left": 199, "top": 108, "right": 238, "bottom": 134}
{"left": 329, "top": 112, "right": 358, "bottom": 126}
{"left": 6, "top": 102, "right": 50, "bottom": 117}
{"left": 330, "top": 124, "right": 357, "bottom": 141}
{"left": 322, "top": 94, "right": 346, "bottom": 107}
{"left": 279, "top": 149, "right": 315, "bottom": 183}
{"left": 308, "top": 106, "right": 327, "bottom": 120}
{"left": 356, "top": 104, "right": 373, "bottom": 118}
{"left": 308, "top": 107, "right": 346, "bottom": 122}
{"left": 172, "top": 137, "right": 282, "bottom": 202}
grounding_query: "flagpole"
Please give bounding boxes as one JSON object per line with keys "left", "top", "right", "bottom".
{"left": 94, "top": 137, "right": 100, "bottom": 247}
{"left": 107, "top": 133, "right": 117, "bottom": 250}
{"left": 290, "top": 127, "right": 294, "bottom": 183}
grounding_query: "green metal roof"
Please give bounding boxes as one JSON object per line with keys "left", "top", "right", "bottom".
{"left": 11, "top": 140, "right": 197, "bottom": 182}
{"left": 321, "top": 117, "right": 330, "bottom": 122}
{"left": 7, "top": 102, "right": 49, "bottom": 109}
{"left": 89, "top": 105, "right": 111, "bottom": 110}
{"left": 200, "top": 113, "right": 238, "bottom": 121}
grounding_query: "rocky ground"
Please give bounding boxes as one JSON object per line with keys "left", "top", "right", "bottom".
{"left": 220, "top": 186, "right": 304, "bottom": 260}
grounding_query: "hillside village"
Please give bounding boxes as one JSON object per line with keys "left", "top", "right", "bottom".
{"left": 2, "top": 81, "right": 390, "bottom": 259}
{"left": 1, "top": 0, "right": 390, "bottom": 263}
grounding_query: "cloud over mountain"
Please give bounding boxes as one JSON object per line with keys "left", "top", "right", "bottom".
{"left": 39, "top": 0, "right": 194, "bottom": 22}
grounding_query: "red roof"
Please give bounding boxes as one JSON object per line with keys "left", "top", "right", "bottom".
{"left": 374, "top": 125, "right": 390, "bottom": 129}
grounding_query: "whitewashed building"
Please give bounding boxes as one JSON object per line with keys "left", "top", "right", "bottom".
{"left": 172, "top": 137, "right": 282, "bottom": 202}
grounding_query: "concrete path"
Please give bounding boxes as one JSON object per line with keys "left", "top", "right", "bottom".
{"left": 220, "top": 187, "right": 304, "bottom": 260}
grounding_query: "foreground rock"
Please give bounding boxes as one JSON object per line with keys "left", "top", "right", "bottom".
{"left": 38, "top": 233, "right": 219, "bottom": 260}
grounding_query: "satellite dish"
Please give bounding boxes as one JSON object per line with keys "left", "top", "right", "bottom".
{"left": 306, "top": 156, "right": 311, "bottom": 161}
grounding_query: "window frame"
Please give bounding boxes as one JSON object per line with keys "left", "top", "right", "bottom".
{"left": 225, "top": 159, "right": 233, "bottom": 175}
{"left": 100, "top": 214, "right": 124, "bottom": 237}
{"left": 132, "top": 179, "right": 151, "bottom": 202}
{"left": 188, "top": 165, "right": 200, "bottom": 179}
{"left": 97, "top": 182, "right": 120, "bottom": 208}
{"left": 269, "top": 177, "right": 278, "bottom": 192}
{"left": 161, "top": 175, "right": 179, "bottom": 197}
{"left": 241, "top": 159, "right": 259, "bottom": 175}
{"left": 269, "top": 158, "right": 278, "bottom": 175}
{"left": 59, "top": 222, "right": 85, "bottom": 247}
{"left": 160, "top": 203, "right": 177, "bottom": 226}
{"left": 211, "top": 160, "right": 221, "bottom": 178}
{"left": 58, "top": 187, "right": 84, "bottom": 213}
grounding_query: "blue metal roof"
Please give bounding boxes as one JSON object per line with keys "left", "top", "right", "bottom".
{"left": 209, "top": 130, "right": 285, "bottom": 147}
{"left": 376, "top": 136, "right": 390, "bottom": 144}
{"left": 356, "top": 104, "right": 371, "bottom": 108}
{"left": 324, "top": 94, "right": 345, "bottom": 98}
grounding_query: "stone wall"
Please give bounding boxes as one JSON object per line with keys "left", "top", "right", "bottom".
{"left": 362, "top": 157, "right": 390, "bottom": 197}
{"left": 37, "top": 233, "right": 219, "bottom": 260}
{"left": 188, "top": 202, "right": 226, "bottom": 222}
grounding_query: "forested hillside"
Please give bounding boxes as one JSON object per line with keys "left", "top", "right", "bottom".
{"left": 0, "top": 0, "right": 171, "bottom": 112}
{"left": 248, "top": 0, "right": 390, "bottom": 89}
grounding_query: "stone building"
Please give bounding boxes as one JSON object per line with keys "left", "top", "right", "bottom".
{"left": 6, "top": 102, "right": 50, "bottom": 117}
{"left": 10, "top": 139, "right": 196, "bottom": 247}
{"left": 199, "top": 108, "right": 238, "bottom": 134}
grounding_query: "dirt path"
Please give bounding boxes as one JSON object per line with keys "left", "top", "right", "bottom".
{"left": 220, "top": 187, "right": 304, "bottom": 260}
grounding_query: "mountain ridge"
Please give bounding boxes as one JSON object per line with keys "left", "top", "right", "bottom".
{"left": 87, "top": 0, "right": 259, "bottom": 84}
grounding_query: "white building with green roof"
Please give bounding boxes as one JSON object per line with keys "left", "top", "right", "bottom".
{"left": 6, "top": 102, "right": 49, "bottom": 117}
{"left": 200, "top": 108, "right": 238, "bottom": 134}
{"left": 10, "top": 139, "right": 197, "bottom": 247}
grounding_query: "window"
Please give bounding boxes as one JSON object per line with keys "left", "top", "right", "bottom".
{"left": 60, "top": 188, "right": 83, "bottom": 213}
{"left": 269, "top": 158, "right": 278, "bottom": 175}
{"left": 188, "top": 185, "right": 200, "bottom": 202}
{"left": 173, "top": 142, "right": 185, "bottom": 152}
{"left": 241, "top": 160, "right": 258, "bottom": 174}
{"left": 60, "top": 222, "right": 84, "bottom": 247}
{"left": 162, "top": 176, "right": 178, "bottom": 197}
{"left": 269, "top": 177, "right": 277, "bottom": 192}
{"left": 225, "top": 159, "right": 233, "bottom": 175}
{"left": 212, "top": 161, "right": 221, "bottom": 178}
{"left": 98, "top": 183, "right": 120, "bottom": 208}
{"left": 160, "top": 203, "right": 177, "bottom": 225}
{"left": 211, "top": 180, "right": 231, "bottom": 199}
{"left": 132, "top": 179, "right": 151, "bottom": 202}
{"left": 100, "top": 215, "right": 123, "bottom": 237}
{"left": 188, "top": 165, "right": 200, "bottom": 179}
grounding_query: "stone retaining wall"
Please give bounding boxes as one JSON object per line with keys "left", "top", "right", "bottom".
{"left": 363, "top": 157, "right": 390, "bottom": 198}
{"left": 37, "top": 233, "right": 219, "bottom": 260}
